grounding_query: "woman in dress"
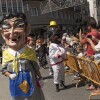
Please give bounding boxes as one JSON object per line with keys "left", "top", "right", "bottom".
{"left": 0, "top": 13, "right": 45, "bottom": 100}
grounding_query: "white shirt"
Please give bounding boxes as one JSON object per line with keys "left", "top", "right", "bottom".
{"left": 8, "top": 46, "right": 26, "bottom": 57}
{"left": 49, "top": 43, "right": 66, "bottom": 65}
{"left": 93, "top": 41, "right": 100, "bottom": 60}
{"left": 95, "top": 41, "right": 100, "bottom": 52}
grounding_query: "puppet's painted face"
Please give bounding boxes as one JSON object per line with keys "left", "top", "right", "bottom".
{"left": 1, "top": 17, "right": 27, "bottom": 50}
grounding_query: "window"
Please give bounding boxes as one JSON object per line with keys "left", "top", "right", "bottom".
{"left": 0, "top": 0, "right": 24, "bottom": 14}
{"left": 13, "top": 1, "right": 17, "bottom": 13}
{"left": 30, "top": 7, "right": 38, "bottom": 16}
{"left": 65, "top": 12, "right": 68, "bottom": 19}
{"left": 1, "top": 0, "right": 7, "bottom": 13}
{"left": 17, "top": 0, "right": 23, "bottom": 12}
{"left": 68, "top": 13, "right": 71, "bottom": 19}
{"left": 52, "top": 11, "right": 57, "bottom": 18}
{"left": 72, "top": 0, "right": 75, "bottom": 3}
{"left": 7, "top": 0, "right": 12, "bottom": 13}
{"left": 97, "top": 7, "right": 100, "bottom": 16}
{"left": 96, "top": 0, "right": 100, "bottom": 5}
{"left": 56, "top": 10, "right": 59, "bottom": 18}
{"left": 24, "top": 4, "right": 29, "bottom": 11}
{"left": 60, "top": 11, "right": 64, "bottom": 18}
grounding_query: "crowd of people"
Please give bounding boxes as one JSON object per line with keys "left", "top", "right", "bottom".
{"left": 60, "top": 17, "right": 100, "bottom": 92}
{"left": 0, "top": 12, "right": 100, "bottom": 100}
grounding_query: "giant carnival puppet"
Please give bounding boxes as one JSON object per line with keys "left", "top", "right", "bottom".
{"left": 0, "top": 13, "right": 45, "bottom": 100}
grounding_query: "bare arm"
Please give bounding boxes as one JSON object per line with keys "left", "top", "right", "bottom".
{"left": 79, "top": 29, "right": 83, "bottom": 43}
{"left": 72, "top": 36, "right": 79, "bottom": 42}
{"left": 87, "top": 38, "right": 96, "bottom": 51}
{"left": 78, "top": 29, "right": 84, "bottom": 47}
{"left": 92, "top": 36, "right": 99, "bottom": 43}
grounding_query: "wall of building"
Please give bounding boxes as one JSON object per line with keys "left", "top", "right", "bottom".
{"left": 87, "top": 0, "right": 100, "bottom": 24}
{"left": 24, "top": 1, "right": 89, "bottom": 31}
{"left": 0, "top": 0, "right": 24, "bottom": 14}
{"left": 0, "top": 0, "right": 90, "bottom": 42}
{"left": 96, "top": 0, "right": 100, "bottom": 24}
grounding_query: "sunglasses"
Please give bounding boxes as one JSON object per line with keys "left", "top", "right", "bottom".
{"left": 2, "top": 19, "right": 25, "bottom": 31}
{"left": 1, "top": 12, "right": 27, "bottom": 26}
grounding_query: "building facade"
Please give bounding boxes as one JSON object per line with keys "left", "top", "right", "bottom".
{"left": 23, "top": 0, "right": 89, "bottom": 31}
{"left": 96, "top": 0, "right": 100, "bottom": 24}
{"left": 87, "top": 0, "right": 100, "bottom": 24}
{"left": 0, "top": 0, "right": 90, "bottom": 29}
{"left": 0, "top": 0, "right": 90, "bottom": 42}
{"left": 0, "top": 0, "right": 24, "bottom": 14}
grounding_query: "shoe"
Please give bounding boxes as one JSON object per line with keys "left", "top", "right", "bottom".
{"left": 60, "top": 81, "right": 67, "bottom": 89}
{"left": 55, "top": 84, "right": 60, "bottom": 92}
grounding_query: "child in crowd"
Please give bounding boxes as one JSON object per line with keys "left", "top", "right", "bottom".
{"left": 35, "top": 38, "right": 48, "bottom": 69}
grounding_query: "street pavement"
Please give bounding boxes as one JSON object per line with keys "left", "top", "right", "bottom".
{"left": 0, "top": 66, "right": 100, "bottom": 100}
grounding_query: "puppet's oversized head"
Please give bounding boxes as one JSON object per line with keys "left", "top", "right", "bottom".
{"left": 0, "top": 13, "right": 30, "bottom": 51}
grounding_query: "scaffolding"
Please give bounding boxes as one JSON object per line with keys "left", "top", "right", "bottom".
{"left": 40, "top": 0, "right": 87, "bottom": 14}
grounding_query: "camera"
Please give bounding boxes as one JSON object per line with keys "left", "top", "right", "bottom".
{"left": 87, "top": 35, "right": 92, "bottom": 39}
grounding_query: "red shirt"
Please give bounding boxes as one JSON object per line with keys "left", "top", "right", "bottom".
{"left": 82, "top": 29, "right": 100, "bottom": 56}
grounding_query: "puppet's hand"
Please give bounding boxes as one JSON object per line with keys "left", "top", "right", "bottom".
{"left": 39, "top": 79, "right": 44, "bottom": 88}
{"left": 9, "top": 74, "right": 16, "bottom": 80}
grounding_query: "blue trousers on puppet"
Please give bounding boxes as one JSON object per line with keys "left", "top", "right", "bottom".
{"left": 9, "top": 71, "right": 34, "bottom": 97}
